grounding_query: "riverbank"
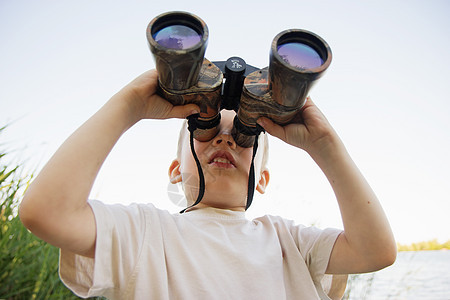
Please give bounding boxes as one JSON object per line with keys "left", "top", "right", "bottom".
{"left": 397, "top": 239, "right": 450, "bottom": 251}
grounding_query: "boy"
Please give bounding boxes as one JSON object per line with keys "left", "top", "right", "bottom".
{"left": 20, "top": 70, "right": 396, "bottom": 299}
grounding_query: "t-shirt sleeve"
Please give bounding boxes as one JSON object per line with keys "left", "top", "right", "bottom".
{"left": 296, "top": 226, "right": 342, "bottom": 279}
{"left": 59, "top": 200, "right": 147, "bottom": 298}
{"left": 289, "top": 221, "right": 343, "bottom": 295}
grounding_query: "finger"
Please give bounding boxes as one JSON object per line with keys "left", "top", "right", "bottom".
{"left": 169, "top": 103, "right": 201, "bottom": 119}
{"left": 301, "top": 96, "right": 328, "bottom": 125}
{"left": 257, "top": 117, "right": 286, "bottom": 141}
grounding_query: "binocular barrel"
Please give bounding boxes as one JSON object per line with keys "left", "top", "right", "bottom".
{"left": 147, "top": 11, "right": 332, "bottom": 148}
{"left": 270, "top": 29, "right": 332, "bottom": 108}
{"left": 147, "top": 12, "right": 223, "bottom": 142}
{"left": 147, "top": 11, "right": 209, "bottom": 90}
{"left": 233, "top": 29, "right": 332, "bottom": 147}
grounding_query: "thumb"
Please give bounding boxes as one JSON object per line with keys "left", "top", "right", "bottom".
{"left": 169, "top": 103, "right": 201, "bottom": 119}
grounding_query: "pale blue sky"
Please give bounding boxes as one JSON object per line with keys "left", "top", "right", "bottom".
{"left": 2, "top": 0, "right": 449, "bottom": 244}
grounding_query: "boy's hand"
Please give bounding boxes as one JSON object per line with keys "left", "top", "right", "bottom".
{"left": 20, "top": 70, "right": 201, "bottom": 259}
{"left": 120, "top": 69, "right": 200, "bottom": 122}
{"left": 257, "top": 97, "right": 338, "bottom": 156}
{"left": 258, "top": 96, "right": 397, "bottom": 274}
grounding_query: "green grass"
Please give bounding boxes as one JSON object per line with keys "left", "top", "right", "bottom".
{"left": 0, "top": 126, "right": 81, "bottom": 299}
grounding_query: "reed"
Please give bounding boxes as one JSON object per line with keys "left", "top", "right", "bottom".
{"left": 0, "top": 126, "right": 90, "bottom": 299}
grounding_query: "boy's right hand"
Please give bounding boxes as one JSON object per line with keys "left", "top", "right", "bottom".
{"left": 19, "top": 70, "right": 200, "bottom": 259}
{"left": 119, "top": 69, "right": 200, "bottom": 123}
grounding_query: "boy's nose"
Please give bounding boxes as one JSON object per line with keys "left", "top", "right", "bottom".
{"left": 212, "top": 133, "right": 236, "bottom": 149}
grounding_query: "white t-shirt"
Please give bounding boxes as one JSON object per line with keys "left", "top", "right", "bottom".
{"left": 60, "top": 200, "right": 342, "bottom": 299}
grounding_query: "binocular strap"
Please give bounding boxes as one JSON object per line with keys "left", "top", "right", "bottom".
{"left": 179, "top": 115, "right": 261, "bottom": 213}
{"left": 245, "top": 132, "right": 260, "bottom": 210}
{"left": 179, "top": 118, "right": 206, "bottom": 214}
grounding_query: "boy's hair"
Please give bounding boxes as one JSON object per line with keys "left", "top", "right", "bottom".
{"left": 177, "top": 119, "right": 269, "bottom": 169}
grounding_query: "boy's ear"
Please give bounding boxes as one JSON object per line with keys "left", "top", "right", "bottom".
{"left": 168, "top": 159, "right": 182, "bottom": 184}
{"left": 256, "top": 169, "right": 270, "bottom": 194}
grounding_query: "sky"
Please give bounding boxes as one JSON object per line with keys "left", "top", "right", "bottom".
{"left": 1, "top": 0, "right": 449, "bottom": 244}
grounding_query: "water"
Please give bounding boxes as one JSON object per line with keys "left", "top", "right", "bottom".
{"left": 345, "top": 250, "right": 450, "bottom": 300}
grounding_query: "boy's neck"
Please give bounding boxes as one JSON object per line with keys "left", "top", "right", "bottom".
{"left": 184, "top": 202, "right": 246, "bottom": 213}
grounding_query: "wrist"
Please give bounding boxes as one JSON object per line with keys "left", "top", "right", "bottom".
{"left": 307, "top": 133, "right": 348, "bottom": 168}
{"left": 116, "top": 83, "right": 152, "bottom": 122}
{"left": 107, "top": 89, "right": 143, "bottom": 130}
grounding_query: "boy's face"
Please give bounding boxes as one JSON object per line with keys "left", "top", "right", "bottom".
{"left": 169, "top": 110, "right": 269, "bottom": 211}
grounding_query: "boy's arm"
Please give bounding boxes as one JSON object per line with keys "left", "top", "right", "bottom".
{"left": 257, "top": 98, "right": 396, "bottom": 274}
{"left": 19, "top": 70, "right": 199, "bottom": 258}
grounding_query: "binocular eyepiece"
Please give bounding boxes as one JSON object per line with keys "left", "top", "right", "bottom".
{"left": 147, "top": 11, "right": 332, "bottom": 148}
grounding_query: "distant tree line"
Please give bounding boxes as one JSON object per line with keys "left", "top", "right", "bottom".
{"left": 397, "top": 239, "right": 450, "bottom": 251}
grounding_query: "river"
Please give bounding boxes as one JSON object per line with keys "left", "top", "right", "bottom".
{"left": 344, "top": 250, "right": 450, "bottom": 299}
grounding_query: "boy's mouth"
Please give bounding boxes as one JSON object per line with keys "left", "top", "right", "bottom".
{"left": 208, "top": 151, "right": 236, "bottom": 168}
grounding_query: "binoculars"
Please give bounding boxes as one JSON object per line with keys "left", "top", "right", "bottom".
{"left": 147, "top": 11, "right": 332, "bottom": 148}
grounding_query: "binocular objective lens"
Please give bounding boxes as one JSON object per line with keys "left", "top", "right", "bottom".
{"left": 153, "top": 25, "right": 202, "bottom": 50}
{"left": 277, "top": 42, "right": 323, "bottom": 70}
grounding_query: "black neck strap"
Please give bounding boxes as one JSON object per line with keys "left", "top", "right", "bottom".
{"left": 245, "top": 129, "right": 260, "bottom": 210}
{"left": 179, "top": 115, "right": 206, "bottom": 214}
{"left": 179, "top": 114, "right": 263, "bottom": 213}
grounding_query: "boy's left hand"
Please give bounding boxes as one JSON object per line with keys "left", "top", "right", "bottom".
{"left": 259, "top": 96, "right": 397, "bottom": 275}
{"left": 257, "top": 97, "right": 338, "bottom": 156}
